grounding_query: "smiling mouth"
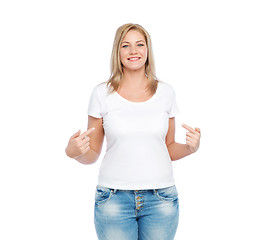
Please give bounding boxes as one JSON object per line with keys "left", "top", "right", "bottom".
{"left": 127, "top": 57, "right": 141, "bottom": 61}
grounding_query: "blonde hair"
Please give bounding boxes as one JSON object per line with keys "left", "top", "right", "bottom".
{"left": 104, "top": 23, "right": 160, "bottom": 96}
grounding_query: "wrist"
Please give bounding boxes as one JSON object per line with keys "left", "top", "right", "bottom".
{"left": 185, "top": 144, "right": 195, "bottom": 154}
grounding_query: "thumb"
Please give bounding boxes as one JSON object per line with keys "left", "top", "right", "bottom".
{"left": 70, "top": 129, "right": 81, "bottom": 139}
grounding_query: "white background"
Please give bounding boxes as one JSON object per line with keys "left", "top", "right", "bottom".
{"left": 1, "top": 0, "right": 279, "bottom": 239}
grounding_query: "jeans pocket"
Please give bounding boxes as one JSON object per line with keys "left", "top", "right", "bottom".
{"left": 95, "top": 185, "right": 112, "bottom": 208}
{"left": 155, "top": 185, "right": 179, "bottom": 202}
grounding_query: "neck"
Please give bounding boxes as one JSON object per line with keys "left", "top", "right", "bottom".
{"left": 121, "top": 66, "right": 148, "bottom": 89}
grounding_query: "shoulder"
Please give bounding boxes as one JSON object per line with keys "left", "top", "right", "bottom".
{"left": 157, "top": 80, "right": 176, "bottom": 95}
{"left": 91, "top": 81, "right": 110, "bottom": 97}
{"left": 95, "top": 81, "right": 108, "bottom": 90}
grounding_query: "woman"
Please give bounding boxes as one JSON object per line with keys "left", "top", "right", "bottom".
{"left": 65, "top": 23, "right": 201, "bottom": 240}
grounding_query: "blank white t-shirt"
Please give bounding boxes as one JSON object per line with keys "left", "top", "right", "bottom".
{"left": 87, "top": 80, "right": 180, "bottom": 190}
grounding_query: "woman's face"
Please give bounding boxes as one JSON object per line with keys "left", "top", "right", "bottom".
{"left": 119, "top": 29, "right": 148, "bottom": 72}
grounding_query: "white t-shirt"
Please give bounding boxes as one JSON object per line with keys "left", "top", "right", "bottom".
{"left": 87, "top": 80, "right": 180, "bottom": 190}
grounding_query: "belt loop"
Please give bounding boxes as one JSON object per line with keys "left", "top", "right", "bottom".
{"left": 153, "top": 189, "right": 157, "bottom": 195}
{"left": 112, "top": 189, "right": 117, "bottom": 194}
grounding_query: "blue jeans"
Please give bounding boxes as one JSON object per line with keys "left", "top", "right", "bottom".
{"left": 94, "top": 184, "right": 179, "bottom": 240}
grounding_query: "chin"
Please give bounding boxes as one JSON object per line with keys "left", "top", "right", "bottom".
{"left": 123, "top": 64, "right": 146, "bottom": 72}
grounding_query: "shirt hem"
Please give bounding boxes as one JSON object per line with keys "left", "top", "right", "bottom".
{"left": 96, "top": 181, "right": 176, "bottom": 190}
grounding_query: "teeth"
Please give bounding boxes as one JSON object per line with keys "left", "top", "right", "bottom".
{"left": 129, "top": 57, "right": 139, "bottom": 60}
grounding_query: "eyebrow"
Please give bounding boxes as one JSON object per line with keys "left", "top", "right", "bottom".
{"left": 121, "top": 40, "right": 145, "bottom": 44}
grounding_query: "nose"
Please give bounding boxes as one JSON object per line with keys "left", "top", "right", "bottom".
{"left": 129, "top": 45, "right": 137, "bottom": 54}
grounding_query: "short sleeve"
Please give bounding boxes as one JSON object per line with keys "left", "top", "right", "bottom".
{"left": 87, "top": 85, "right": 102, "bottom": 118}
{"left": 168, "top": 87, "right": 180, "bottom": 118}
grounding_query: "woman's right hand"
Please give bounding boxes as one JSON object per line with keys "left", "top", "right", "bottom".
{"left": 65, "top": 128, "right": 95, "bottom": 159}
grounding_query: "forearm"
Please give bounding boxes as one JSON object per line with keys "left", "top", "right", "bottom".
{"left": 73, "top": 148, "right": 99, "bottom": 165}
{"left": 167, "top": 142, "right": 194, "bottom": 161}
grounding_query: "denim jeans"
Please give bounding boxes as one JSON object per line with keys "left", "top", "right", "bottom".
{"left": 94, "top": 184, "right": 179, "bottom": 240}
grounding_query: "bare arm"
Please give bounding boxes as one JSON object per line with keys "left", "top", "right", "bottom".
{"left": 165, "top": 118, "right": 201, "bottom": 161}
{"left": 167, "top": 142, "right": 193, "bottom": 161}
{"left": 66, "top": 116, "right": 104, "bottom": 164}
{"left": 76, "top": 116, "right": 104, "bottom": 164}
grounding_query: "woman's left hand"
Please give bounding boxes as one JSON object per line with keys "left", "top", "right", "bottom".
{"left": 182, "top": 123, "right": 201, "bottom": 153}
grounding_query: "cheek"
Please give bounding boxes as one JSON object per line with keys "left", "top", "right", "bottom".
{"left": 141, "top": 48, "right": 148, "bottom": 59}
{"left": 119, "top": 51, "right": 128, "bottom": 64}
{"left": 119, "top": 50, "right": 125, "bottom": 60}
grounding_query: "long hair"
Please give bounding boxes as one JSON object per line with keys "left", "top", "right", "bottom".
{"left": 104, "top": 23, "right": 159, "bottom": 96}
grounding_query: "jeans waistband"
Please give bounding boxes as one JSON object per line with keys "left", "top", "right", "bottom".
{"left": 112, "top": 189, "right": 157, "bottom": 194}
{"left": 96, "top": 185, "right": 175, "bottom": 194}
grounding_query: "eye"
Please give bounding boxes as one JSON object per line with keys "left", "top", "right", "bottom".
{"left": 122, "top": 45, "right": 128, "bottom": 48}
{"left": 138, "top": 44, "right": 144, "bottom": 47}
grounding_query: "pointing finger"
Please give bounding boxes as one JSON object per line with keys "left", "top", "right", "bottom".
{"left": 195, "top": 128, "right": 201, "bottom": 134}
{"left": 181, "top": 123, "right": 195, "bottom": 133}
{"left": 79, "top": 128, "right": 95, "bottom": 140}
